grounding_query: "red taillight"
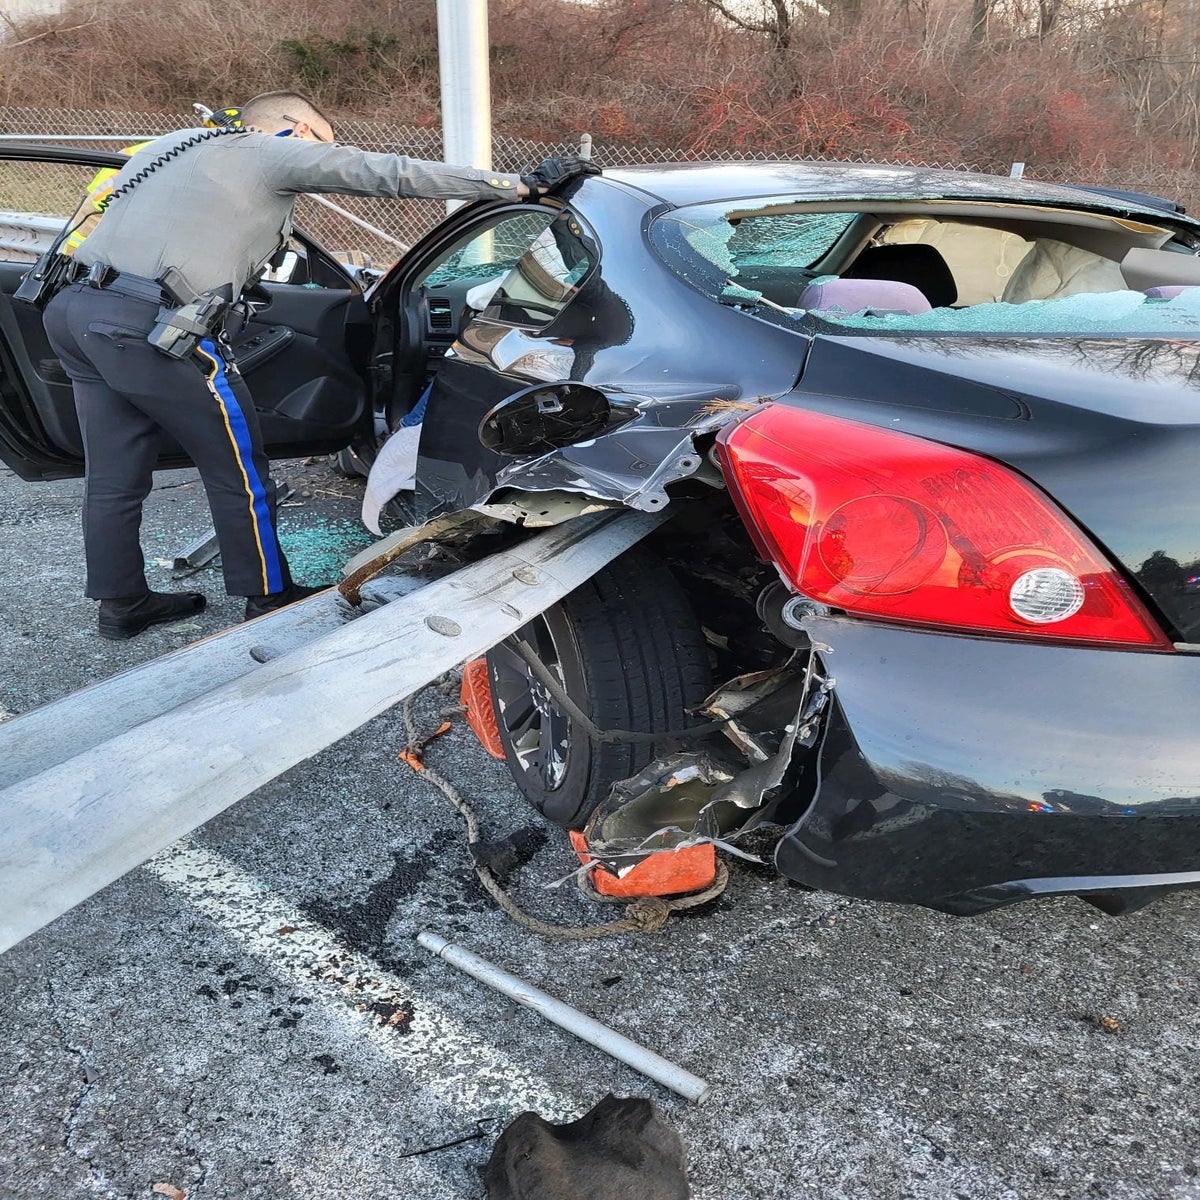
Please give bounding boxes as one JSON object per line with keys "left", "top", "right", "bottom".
{"left": 715, "top": 405, "right": 1172, "bottom": 651}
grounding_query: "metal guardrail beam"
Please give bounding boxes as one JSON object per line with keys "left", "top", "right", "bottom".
{"left": 0, "top": 588, "right": 351, "bottom": 791}
{"left": 0, "top": 511, "right": 662, "bottom": 954}
{"left": 0, "top": 133, "right": 159, "bottom": 142}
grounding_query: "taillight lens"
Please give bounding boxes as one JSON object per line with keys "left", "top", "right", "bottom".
{"left": 715, "top": 405, "right": 1172, "bottom": 650}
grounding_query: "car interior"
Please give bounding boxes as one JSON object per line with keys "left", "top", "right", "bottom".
{"left": 722, "top": 200, "right": 1200, "bottom": 317}
{"left": 369, "top": 206, "right": 595, "bottom": 429}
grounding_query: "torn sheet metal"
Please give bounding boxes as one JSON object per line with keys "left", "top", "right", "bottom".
{"left": 475, "top": 489, "right": 620, "bottom": 527}
{"left": 408, "top": 367, "right": 752, "bottom": 522}
{"left": 577, "top": 659, "right": 834, "bottom": 878}
{"left": 485, "top": 384, "right": 751, "bottom": 513}
{"left": 337, "top": 510, "right": 496, "bottom": 605}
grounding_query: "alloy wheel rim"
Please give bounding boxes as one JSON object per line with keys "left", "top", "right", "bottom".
{"left": 490, "top": 619, "right": 571, "bottom": 791}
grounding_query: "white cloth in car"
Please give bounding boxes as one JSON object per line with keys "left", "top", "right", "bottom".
{"left": 1003, "top": 239, "right": 1126, "bottom": 304}
{"left": 465, "top": 275, "right": 506, "bottom": 311}
{"left": 361, "top": 385, "right": 431, "bottom": 534}
{"left": 361, "top": 424, "right": 421, "bottom": 534}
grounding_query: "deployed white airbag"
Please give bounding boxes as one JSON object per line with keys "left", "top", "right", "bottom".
{"left": 1002, "top": 238, "right": 1126, "bottom": 303}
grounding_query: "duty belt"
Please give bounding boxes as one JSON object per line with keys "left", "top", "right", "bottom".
{"left": 88, "top": 269, "right": 172, "bottom": 305}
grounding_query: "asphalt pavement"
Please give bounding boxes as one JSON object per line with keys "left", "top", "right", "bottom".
{"left": 2, "top": 459, "right": 1199, "bottom": 1200}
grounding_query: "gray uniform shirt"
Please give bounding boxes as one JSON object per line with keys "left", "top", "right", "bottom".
{"left": 76, "top": 128, "right": 525, "bottom": 296}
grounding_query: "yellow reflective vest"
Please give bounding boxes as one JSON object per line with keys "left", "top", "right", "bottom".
{"left": 64, "top": 140, "right": 154, "bottom": 253}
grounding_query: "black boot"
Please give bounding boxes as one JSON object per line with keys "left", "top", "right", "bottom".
{"left": 244, "top": 582, "right": 331, "bottom": 621}
{"left": 98, "top": 591, "right": 207, "bottom": 640}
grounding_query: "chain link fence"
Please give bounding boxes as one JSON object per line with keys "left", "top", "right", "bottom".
{"left": 3, "top": 103, "right": 1199, "bottom": 267}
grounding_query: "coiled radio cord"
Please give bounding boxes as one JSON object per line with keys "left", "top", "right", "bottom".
{"left": 101, "top": 126, "right": 245, "bottom": 210}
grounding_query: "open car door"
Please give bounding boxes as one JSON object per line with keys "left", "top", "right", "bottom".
{"left": 0, "top": 143, "right": 371, "bottom": 481}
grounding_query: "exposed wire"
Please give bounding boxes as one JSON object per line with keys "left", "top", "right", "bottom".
{"left": 399, "top": 686, "right": 729, "bottom": 939}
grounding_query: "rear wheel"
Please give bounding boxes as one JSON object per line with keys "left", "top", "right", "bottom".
{"left": 486, "top": 545, "right": 712, "bottom": 829}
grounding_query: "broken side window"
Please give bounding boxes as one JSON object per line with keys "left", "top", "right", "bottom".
{"left": 729, "top": 211, "right": 856, "bottom": 269}
{"left": 651, "top": 202, "right": 855, "bottom": 297}
{"left": 420, "top": 209, "right": 595, "bottom": 331}
{"left": 424, "top": 211, "right": 557, "bottom": 287}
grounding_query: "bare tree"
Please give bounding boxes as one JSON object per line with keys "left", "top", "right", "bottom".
{"left": 968, "top": 0, "right": 990, "bottom": 48}
{"left": 1038, "top": 0, "right": 1062, "bottom": 39}
{"left": 700, "top": 0, "right": 794, "bottom": 52}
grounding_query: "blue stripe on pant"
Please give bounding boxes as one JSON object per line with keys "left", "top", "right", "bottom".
{"left": 198, "top": 338, "right": 285, "bottom": 595}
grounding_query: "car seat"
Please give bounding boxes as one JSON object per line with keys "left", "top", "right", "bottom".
{"left": 842, "top": 243, "right": 958, "bottom": 308}
{"left": 798, "top": 277, "right": 932, "bottom": 316}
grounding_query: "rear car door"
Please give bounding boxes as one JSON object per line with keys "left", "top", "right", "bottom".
{"left": 0, "top": 143, "right": 370, "bottom": 481}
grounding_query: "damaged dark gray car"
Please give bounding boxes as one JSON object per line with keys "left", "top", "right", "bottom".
{"left": 5, "top": 149, "right": 1200, "bottom": 914}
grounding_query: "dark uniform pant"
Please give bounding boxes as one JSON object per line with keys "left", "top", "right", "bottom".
{"left": 43, "top": 281, "right": 291, "bottom": 599}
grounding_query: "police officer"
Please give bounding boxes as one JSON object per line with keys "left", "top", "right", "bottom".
{"left": 63, "top": 109, "right": 243, "bottom": 258}
{"left": 43, "top": 89, "right": 596, "bottom": 639}
{"left": 62, "top": 139, "right": 155, "bottom": 255}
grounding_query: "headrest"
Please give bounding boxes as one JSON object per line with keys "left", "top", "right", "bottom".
{"left": 799, "top": 277, "right": 932, "bottom": 316}
{"left": 843, "top": 243, "right": 958, "bottom": 308}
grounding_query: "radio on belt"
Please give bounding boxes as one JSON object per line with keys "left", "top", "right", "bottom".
{"left": 148, "top": 294, "right": 230, "bottom": 359}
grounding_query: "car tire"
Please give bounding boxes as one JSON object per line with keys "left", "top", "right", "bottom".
{"left": 328, "top": 443, "right": 371, "bottom": 479}
{"left": 486, "top": 545, "right": 712, "bottom": 829}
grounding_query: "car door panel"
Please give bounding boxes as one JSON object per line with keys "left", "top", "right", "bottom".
{"left": 0, "top": 144, "right": 370, "bottom": 481}
{"left": 229, "top": 284, "right": 370, "bottom": 453}
{"left": 0, "top": 259, "right": 84, "bottom": 477}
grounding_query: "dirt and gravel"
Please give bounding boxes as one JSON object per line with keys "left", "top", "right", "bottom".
{"left": 2, "top": 460, "right": 1199, "bottom": 1200}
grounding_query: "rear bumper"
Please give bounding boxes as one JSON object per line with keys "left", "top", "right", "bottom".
{"left": 776, "top": 618, "right": 1200, "bottom": 914}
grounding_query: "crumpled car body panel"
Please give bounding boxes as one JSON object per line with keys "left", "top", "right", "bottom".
{"left": 775, "top": 618, "right": 1200, "bottom": 914}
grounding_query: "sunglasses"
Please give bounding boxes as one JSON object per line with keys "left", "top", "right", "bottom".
{"left": 282, "top": 115, "right": 330, "bottom": 142}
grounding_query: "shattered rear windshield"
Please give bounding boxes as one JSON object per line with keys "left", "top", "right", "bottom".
{"left": 649, "top": 197, "right": 1200, "bottom": 336}
{"left": 656, "top": 207, "right": 853, "bottom": 281}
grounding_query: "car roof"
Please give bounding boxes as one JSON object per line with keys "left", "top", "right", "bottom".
{"left": 602, "top": 161, "right": 1196, "bottom": 226}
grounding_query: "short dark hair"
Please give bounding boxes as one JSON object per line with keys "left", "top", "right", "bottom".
{"left": 241, "top": 91, "right": 331, "bottom": 129}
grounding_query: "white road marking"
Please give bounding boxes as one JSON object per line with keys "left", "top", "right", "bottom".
{"left": 145, "top": 839, "right": 571, "bottom": 1119}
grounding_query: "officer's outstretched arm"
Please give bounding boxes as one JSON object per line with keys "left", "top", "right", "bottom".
{"left": 259, "top": 137, "right": 526, "bottom": 203}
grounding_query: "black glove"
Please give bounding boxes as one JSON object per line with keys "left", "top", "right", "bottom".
{"left": 521, "top": 154, "right": 602, "bottom": 195}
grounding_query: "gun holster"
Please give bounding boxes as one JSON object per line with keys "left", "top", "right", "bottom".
{"left": 147, "top": 293, "right": 230, "bottom": 360}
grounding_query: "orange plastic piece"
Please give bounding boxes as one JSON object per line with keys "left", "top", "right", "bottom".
{"left": 461, "top": 657, "right": 506, "bottom": 760}
{"left": 569, "top": 830, "right": 717, "bottom": 898}
{"left": 397, "top": 720, "right": 452, "bottom": 772}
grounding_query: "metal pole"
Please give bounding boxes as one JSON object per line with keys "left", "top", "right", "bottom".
{"left": 417, "top": 931, "right": 714, "bottom": 1105}
{"left": 437, "top": 0, "right": 492, "bottom": 217}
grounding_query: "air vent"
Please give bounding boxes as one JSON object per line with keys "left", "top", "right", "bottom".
{"left": 427, "top": 297, "right": 453, "bottom": 331}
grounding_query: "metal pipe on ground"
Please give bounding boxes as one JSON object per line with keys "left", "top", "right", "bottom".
{"left": 0, "top": 510, "right": 662, "bottom": 955}
{"left": 417, "top": 931, "right": 713, "bottom": 1104}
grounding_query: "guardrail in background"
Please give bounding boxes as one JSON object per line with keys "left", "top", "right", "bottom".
{"left": 0, "top": 210, "right": 59, "bottom": 260}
